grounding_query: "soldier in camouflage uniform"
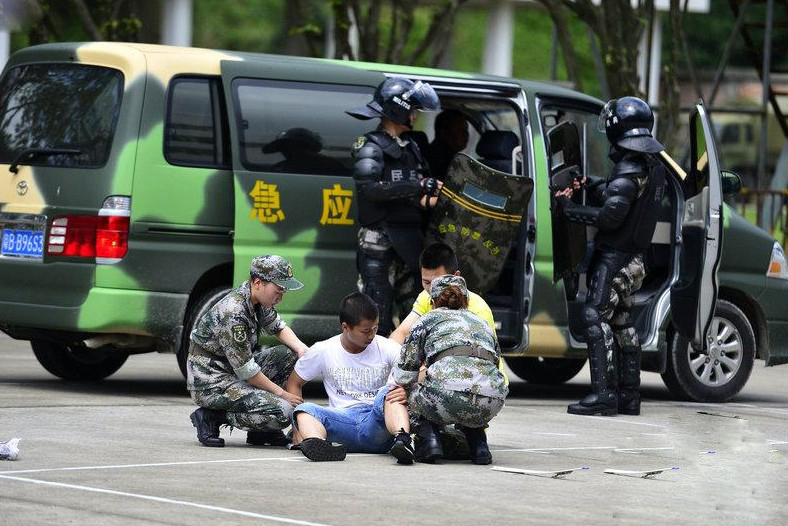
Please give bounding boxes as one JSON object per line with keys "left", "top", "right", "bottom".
{"left": 554, "top": 97, "right": 666, "bottom": 416}
{"left": 346, "top": 76, "right": 442, "bottom": 336}
{"left": 187, "top": 255, "right": 309, "bottom": 447}
{"left": 393, "top": 275, "right": 507, "bottom": 465}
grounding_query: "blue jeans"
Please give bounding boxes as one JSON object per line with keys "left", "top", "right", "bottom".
{"left": 293, "top": 386, "right": 394, "bottom": 454}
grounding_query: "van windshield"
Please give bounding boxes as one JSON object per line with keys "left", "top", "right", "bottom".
{"left": 0, "top": 64, "right": 122, "bottom": 168}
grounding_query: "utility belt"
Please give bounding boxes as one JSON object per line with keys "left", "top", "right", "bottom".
{"left": 428, "top": 345, "right": 497, "bottom": 367}
{"left": 189, "top": 342, "right": 215, "bottom": 358}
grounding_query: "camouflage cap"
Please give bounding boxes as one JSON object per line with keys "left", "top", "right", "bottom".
{"left": 250, "top": 255, "right": 304, "bottom": 291}
{"left": 429, "top": 274, "right": 468, "bottom": 300}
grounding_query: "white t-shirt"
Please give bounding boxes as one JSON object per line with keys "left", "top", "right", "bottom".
{"left": 294, "top": 334, "right": 400, "bottom": 409}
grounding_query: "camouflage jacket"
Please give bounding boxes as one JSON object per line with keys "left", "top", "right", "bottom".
{"left": 393, "top": 308, "right": 507, "bottom": 399}
{"left": 190, "top": 280, "right": 286, "bottom": 381}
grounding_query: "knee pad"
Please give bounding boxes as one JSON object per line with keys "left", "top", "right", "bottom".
{"left": 581, "top": 305, "right": 601, "bottom": 328}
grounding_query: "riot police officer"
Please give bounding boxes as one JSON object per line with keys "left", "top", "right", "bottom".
{"left": 346, "top": 76, "right": 442, "bottom": 335}
{"left": 554, "top": 97, "right": 667, "bottom": 416}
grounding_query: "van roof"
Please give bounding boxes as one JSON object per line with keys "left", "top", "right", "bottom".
{"left": 6, "top": 41, "right": 602, "bottom": 107}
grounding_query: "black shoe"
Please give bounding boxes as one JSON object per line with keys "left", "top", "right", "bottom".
{"left": 300, "top": 438, "right": 347, "bottom": 462}
{"left": 457, "top": 426, "right": 492, "bottom": 465}
{"left": 389, "top": 430, "right": 415, "bottom": 465}
{"left": 190, "top": 407, "right": 227, "bottom": 447}
{"left": 247, "top": 430, "right": 290, "bottom": 447}
{"left": 439, "top": 426, "right": 471, "bottom": 460}
{"left": 617, "top": 390, "right": 641, "bottom": 415}
{"left": 567, "top": 392, "right": 618, "bottom": 416}
{"left": 414, "top": 420, "right": 443, "bottom": 464}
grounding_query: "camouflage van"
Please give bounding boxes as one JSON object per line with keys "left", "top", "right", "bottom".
{"left": 0, "top": 43, "right": 786, "bottom": 403}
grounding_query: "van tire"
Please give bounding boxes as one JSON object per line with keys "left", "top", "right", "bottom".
{"left": 661, "top": 299, "right": 756, "bottom": 402}
{"left": 177, "top": 286, "right": 231, "bottom": 378}
{"left": 504, "top": 356, "right": 586, "bottom": 384}
{"left": 30, "top": 339, "right": 128, "bottom": 381}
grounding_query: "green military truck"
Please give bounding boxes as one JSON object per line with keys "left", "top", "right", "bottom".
{"left": 1, "top": 43, "right": 786, "bottom": 403}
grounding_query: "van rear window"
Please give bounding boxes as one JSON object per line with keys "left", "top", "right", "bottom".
{"left": 232, "top": 79, "right": 373, "bottom": 176}
{"left": 0, "top": 64, "right": 122, "bottom": 168}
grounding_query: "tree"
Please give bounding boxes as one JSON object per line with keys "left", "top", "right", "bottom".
{"left": 287, "top": 0, "right": 471, "bottom": 67}
{"left": 24, "top": 0, "right": 159, "bottom": 45}
{"left": 535, "top": 0, "right": 689, "bottom": 149}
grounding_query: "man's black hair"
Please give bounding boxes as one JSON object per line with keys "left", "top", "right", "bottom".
{"left": 419, "top": 243, "right": 459, "bottom": 273}
{"left": 434, "top": 109, "right": 466, "bottom": 135}
{"left": 339, "top": 292, "right": 379, "bottom": 327}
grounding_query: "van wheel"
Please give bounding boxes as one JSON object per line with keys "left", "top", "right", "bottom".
{"left": 661, "top": 299, "right": 755, "bottom": 402}
{"left": 504, "top": 356, "right": 586, "bottom": 384}
{"left": 30, "top": 339, "right": 128, "bottom": 381}
{"left": 177, "top": 286, "right": 231, "bottom": 378}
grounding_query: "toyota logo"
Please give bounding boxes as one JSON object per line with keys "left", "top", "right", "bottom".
{"left": 16, "top": 180, "right": 28, "bottom": 196}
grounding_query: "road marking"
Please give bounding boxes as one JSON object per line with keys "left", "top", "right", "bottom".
{"left": 533, "top": 432, "right": 576, "bottom": 437}
{"left": 613, "top": 447, "right": 674, "bottom": 452}
{"left": 0, "top": 474, "right": 332, "bottom": 526}
{"left": 0, "top": 456, "right": 304, "bottom": 476}
{"left": 767, "top": 440, "right": 788, "bottom": 445}
{"left": 491, "top": 446, "right": 617, "bottom": 453}
{"left": 567, "top": 415, "right": 664, "bottom": 428}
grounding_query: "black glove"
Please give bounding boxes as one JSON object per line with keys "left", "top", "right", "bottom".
{"left": 421, "top": 177, "right": 439, "bottom": 197}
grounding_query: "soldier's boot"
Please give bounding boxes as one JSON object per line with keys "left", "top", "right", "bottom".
{"left": 567, "top": 339, "right": 617, "bottom": 416}
{"left": 190, "top": 407, "right": 228, "bottom": 447}
{"left": 617, "top": 344, "right": 642, "bottom": 416}
{"left": 388, "top": 428, "right": 415, "bottom": 465}
{"left": 413, "top": 420, "right": 443, "bottom": 464}
{"left": 457, "top": 426, "right": 492, "bottom": 465}
{"left": 246, "top": 429, "right": 290, "bottom": 447}
{"left": 439, "top": 425, "right": 471, "bottom": 460}
{"left": 300, "top": 437, "right": 347, "bottom": 462}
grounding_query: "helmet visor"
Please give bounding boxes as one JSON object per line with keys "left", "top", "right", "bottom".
{"left": 598, "top": 100, "right": 615, "bottom": 132}
{"left": 403, "top": 80, "right": 440, "bottom": 112}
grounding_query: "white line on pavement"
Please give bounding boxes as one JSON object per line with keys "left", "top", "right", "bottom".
{"left": 491, "top": 446, "right": 617, "bottom": 453}
{"left": 0, "top": 474, "right": 332, "bottom": 526}
{"left": 0, "top": 456, "right": 302, "bottom": 475}
{"left": 533, "top": 432, "right": 576, "bottom": 436}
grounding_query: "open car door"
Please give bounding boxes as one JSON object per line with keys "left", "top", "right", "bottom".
{"left": 427, "top": 154, "right": 533, "bottom": 295}
{"left": 670, "top": 102, "right": 724, "bottom": 349}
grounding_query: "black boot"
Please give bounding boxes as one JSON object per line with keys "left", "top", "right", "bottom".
{"left": 457, "top": 426, "right": 492, "bottom": 465}
{"left": 388, "top": 428, "right": 415, "bottom": 465}
{"left": 568, "top": 339, "right": 617, "bottom": 416}
{"left": 190, "top": 407, "right": 228, "bottom": 447}
{"left": 300, "top": 437, "right": 347, "bottom": 462}
{"left": 247, "top": 429, "right": 290, "bottom": 447}
{"left": 414, "top": 419, "right": 443, "bottom": 463}
{"left": 618, "top": 344, "right": 642, "bottom": 415}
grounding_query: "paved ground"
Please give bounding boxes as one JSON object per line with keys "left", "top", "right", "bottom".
{"left": 1, "top": 333, "right": 786, "bottom": 525}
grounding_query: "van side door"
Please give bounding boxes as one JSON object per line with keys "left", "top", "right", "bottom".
{"left": 670, "top": 102, "right": 724, "bottom": 350}
{"left": 220, "top": 59, "right": 383, "bottom": 341}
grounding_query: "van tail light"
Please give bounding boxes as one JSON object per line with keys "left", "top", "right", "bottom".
{"left": 46, "top": 196, "right": 131, "bottom": 264}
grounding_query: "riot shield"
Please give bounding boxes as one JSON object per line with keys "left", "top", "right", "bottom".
{"left": 427, "top": 153, "right": 533, "bottom": 294}
{"left": 547, "top": 121, "right": 587, "bottom": 285}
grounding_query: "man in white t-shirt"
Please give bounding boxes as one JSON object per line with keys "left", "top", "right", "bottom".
{"left": 285, "top": 292, "right": 413, "bottom": 463}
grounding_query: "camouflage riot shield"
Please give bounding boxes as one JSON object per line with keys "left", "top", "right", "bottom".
{"left": 547, "top": 121, "right": 587, "bottom": 286}
{"left": 427, "top": 153, "right": 533, "bottom": 294}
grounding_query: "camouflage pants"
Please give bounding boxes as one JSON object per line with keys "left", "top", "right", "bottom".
{"left": 357, "top": 227, "right": 419, "bottom": 335}
{"left": 188, "top": 345, "right": 297, "bottom": 432}
{"left": 408, "top": 383, "right": 505, "bottom": 429}
{"left": 584, "top": 251, "right": 646, "bottom": 386}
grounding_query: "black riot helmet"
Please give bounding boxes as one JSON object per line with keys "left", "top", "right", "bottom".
{"left": 597, "top": 96, "right": 664, "bottom": 153}
{"left": 347, "top": 76, "right": 440, "bottom": 125}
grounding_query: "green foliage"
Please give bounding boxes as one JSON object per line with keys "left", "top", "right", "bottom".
{"left": 192, "top": 0, "right": 286, "bottom": 52}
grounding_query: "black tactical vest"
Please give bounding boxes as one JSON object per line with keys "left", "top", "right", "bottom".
{"left": 596, "top": 153, "right": 667, "bottom": 253}
{"left": 355, "top": 131, "right": 426, "bottom": 227}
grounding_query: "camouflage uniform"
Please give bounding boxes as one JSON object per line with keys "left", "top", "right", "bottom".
{"left": 393, "top": 287, "right": 508, "bottom": 428}
{"left": 187, "top": 255, "right": 303, "bottom": 432}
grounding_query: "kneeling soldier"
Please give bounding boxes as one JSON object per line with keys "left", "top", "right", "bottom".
{"left": 187, "top": 255, "right": 308, "bottom": 447}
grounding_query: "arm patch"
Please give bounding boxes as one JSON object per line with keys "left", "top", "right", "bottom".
{"left": 232, "top": 324, "right": 248, "bottom": 344}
